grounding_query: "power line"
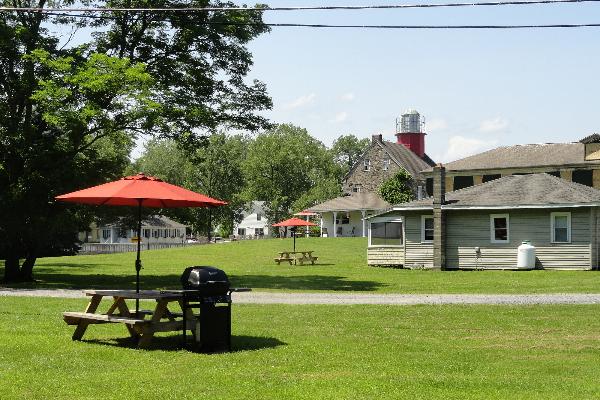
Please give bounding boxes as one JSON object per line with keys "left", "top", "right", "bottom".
{"left": 1, "top": 0, "right": 600, "bottom": 13}
{"left": 41, "top": 12, "right": 600, "bottom": 29}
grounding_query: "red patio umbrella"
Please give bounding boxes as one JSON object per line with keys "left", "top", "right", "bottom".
{"left": 56, "top": 173, "right": 227, "bottom": 314}
{"left": 272, "top": 217, "right": 317, "bottom": 252}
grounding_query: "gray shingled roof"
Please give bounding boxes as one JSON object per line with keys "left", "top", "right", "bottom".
{"left": 580, "top": 133, "right": 600, "bottom": 144}
{"left": 382, "top": 141, "right": 435, "bottom": 179}
{"left": 422, "top": 142, "right": 600, "bottom": 173}
{"left": 105, "top": 215, "right": 186, "bottom": 228}
{"left": 308, "top": 192, "right": 391, "bottom": 213}
{"left": 393, "top": 173, "right": 600, "bottom": 209}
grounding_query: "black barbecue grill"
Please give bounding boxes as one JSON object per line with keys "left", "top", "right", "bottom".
{"left": 180, "top": 266, "right": 249, "bottom": 352}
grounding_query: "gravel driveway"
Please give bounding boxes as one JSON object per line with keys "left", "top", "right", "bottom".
{"left": 2, "top": 288, "right": 600, "bottom": 305}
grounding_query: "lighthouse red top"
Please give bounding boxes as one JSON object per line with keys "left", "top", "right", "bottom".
{"left": 395, "top": 109, "right": 426, "bottom": 158}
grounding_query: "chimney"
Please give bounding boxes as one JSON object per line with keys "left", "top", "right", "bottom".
{"left": 433, "top": 164, "right": 446, "bottom": 270}
{"left": 372, "top": 134, "right": 383, "bottom": 144}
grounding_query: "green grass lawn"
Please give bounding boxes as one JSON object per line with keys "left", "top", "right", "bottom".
{"left": 3, "top": 237, "right": 600, "bottom": 293}
{"left": 1, "top": 296, "right": 599, "bottom": 399}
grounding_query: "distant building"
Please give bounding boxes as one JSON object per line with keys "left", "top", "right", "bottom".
{"left": 309, "top": 109, "right": 436, "bottom": 237}
{"left": 93, "top": 215, "right": 187, "bottom": 244}
{"left": 234, "top": 201, "right": 269, "bottom": 238}
{"left": 368, "top": 170, "right": 600, "bottom": 270}
{"left": 421, "top": 134, "right": 600, "bottom": 192}
{"left": 343, "top": 110, "right": 435, "bottom": 196}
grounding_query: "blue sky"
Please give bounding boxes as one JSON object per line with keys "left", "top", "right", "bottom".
{"left": 243, "top": 0, "right": 600, "bottom": 162}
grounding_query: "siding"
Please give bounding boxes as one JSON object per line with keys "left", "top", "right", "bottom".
{"left": 404, "top": 214, "right": 434, "bottom": 268}
{"left": 445, "top": 208, "right": 592, "bottom": 270}
{"left": 368, "top": 247, "right": 404, "bottom": 266}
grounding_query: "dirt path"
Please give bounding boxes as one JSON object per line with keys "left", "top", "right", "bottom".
{"left": 2, "top": 288, "right": 600, "bottom": 305}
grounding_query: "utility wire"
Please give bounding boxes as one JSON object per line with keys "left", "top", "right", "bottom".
{"left": 1, "top": 0, "right": 600, "bottom": 13}
{"left": 41, "top": 12, "right": 600, "bottom": 29}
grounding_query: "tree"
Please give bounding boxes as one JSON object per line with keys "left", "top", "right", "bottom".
{"left": 90, "top": 0, "right": 273, "bottom": 146}
{"left": 331, "top": 134, "right": 370, "bottom": 175}
{"left": 134, "top": 134, "right": 248, "bottom": 238}
{"left": 378, "top": 169, "right": 414, "bottom": 205}
{"left": 242, "top": 124, "right": 340, "bottom": 229}
{"left": 1, "top": 1, "right": 272, "bottom": 282}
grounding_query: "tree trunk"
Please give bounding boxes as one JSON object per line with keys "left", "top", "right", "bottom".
{"left": 20, "top": 256, "right": 36, "bottom": 282}
{"left": 3, "top": 256, "right": 21, "bottom": 283}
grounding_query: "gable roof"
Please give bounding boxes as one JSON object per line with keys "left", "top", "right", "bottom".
{"left": 102, "top": 215, "right": 186, "bottom": 228}
{"left": 422, "top": 141, "right": 600, "bottom": 173}
{"left": 308, "top": 192, "right": 391, "bottom": 213}
{"left": 580, "top": 133, "right": 600, "bottom": 144}
{"left": 382, "top": 141, "right": 435, "bottom": 178}
{"left": 392, "top": 173, "right": 600, "bottom": 210}
{"left": 345, "top": 140, "right": 435, "bottom": 181}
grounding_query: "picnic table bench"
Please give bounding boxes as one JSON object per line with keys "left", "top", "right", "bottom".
{"left": 62, "top": 289, "right": 193, "bottom": 348}
{"left": 274, "top": 251, "right": 318, "bottom": 265}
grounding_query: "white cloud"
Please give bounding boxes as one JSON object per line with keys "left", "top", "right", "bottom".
{"left": 330, "top": 111, "right": 348, "bottom": 123}
{"left": 424, "top": 118, "right": 447, "bottom": 133}
{"left": 283, "top": 93, "right": 316, "bottom": 110}
{"left": 441, "top": 135, "right": 498, "bottom": 163}
{"left": 340, "top": 92, "right": 355, "bottom": 101}
{"left": 480, "top": 117, "right": 509, "bottom": 133}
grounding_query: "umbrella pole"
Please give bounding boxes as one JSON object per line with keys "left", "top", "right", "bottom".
{"left": 135, "top": 199, "right": 143, "bottom": 316}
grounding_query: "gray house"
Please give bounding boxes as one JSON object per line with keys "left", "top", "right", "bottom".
{"left": 367, "top": 167, "right": 600, "bottom": 270}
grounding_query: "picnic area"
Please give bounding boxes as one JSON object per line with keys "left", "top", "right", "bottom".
{"left": 2, "top": 237, "right": 600, "bottom": 399}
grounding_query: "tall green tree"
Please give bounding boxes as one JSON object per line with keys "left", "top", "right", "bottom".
{"left": 90, "top": 0, "right": 272, "bottom": 147}
{"left": 135, "top": 134, "right": 248, "bottom": 238}
{"left": 331, "top": 134, "right": 370, "bottom": 175}
{"left": 242, "top": 124, "right": 340, "bottom": 229}
{"left": 0, "top": 1, "right": 271, "bottom": 282}
{"left": 378, "top": 169, "right": 414, "bottom": 205}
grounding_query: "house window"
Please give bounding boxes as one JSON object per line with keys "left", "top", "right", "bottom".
{"left": 255, "top": 228, "right": 264, "bottom": 236}
{"left": 143, "top": 229, "right": 150, "bottom": 238}
{"left": 482, "top": 174, "right": 501, "bottom": 183}
{"left": 152, "top": 230, "right": 159, "bottom": 238}
{"left": 238, "top": 228, "right": 246, "bottom": 236}
{"left": 572, "top": 170, "right": 593, "bottom": 187}
{"left": 256, "top": 213, "right": 262, "bottom": 221}
{"left": 370, "top": 221, "right": 403, "bottom": 246}
{"left": 118, "top": 228, "right": 127, "bottom": 238}
{"left": 352, "top": 185, "right": 362, "bottom": 193}
{"left": 363, "top": 159, "right": 371, "bottom": 171}
{"left": 383, "top": 158, "right": 390, "bottom": 171}
{"left": 490, "top": 214, "right": 509, "bottom": 243}
{"left": 453, "top": 175, "right": 474, "bottom": 190}
{"left": 551, "top": 212, "right": 571, "bottom": 243}
{"left": 336, "top": 213, "right": 350, "bottom": 225}
{"left": 421, "top": 216, "right": 434, "bottom": 242}
{"left": 102, "top": 229, "right": 111, "bottom": 239}
{"left": 425, "top": 178, "right": 433, "bottom": 197}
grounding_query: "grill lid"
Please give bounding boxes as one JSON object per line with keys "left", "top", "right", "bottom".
{"left": 181, "top": 266, "right": 230, "bottom": 294}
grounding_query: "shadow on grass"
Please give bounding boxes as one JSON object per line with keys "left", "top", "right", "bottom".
{"left": 83, "top": 334, "right": 286, "bottom": 353}
{"left": 4, "top": 270, "right": 386, "bottom": 292}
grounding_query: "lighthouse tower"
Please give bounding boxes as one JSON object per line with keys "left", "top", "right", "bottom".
{"left": 395, "top": 109, "right": 426, "bottom": 158}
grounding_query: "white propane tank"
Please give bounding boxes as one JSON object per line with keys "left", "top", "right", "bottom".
{"left": 517, "top": 241, "right": 536, "bottom": 270}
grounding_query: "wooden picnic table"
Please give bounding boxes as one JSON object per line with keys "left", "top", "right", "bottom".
{"left": 274, "top": 251, "right": 318, "bottom": 265}
{"left": 62, "top": 289, "right": 193, "bottom": 349}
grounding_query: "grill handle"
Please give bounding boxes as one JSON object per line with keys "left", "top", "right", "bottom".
{"left": 229, "top": 288, "right": 252, "bottom": 293}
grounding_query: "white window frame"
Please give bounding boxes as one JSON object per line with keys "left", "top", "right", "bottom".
{"left": 421, "top": 215, "right": 434, "bottom": 243}
{"left": 383, "top": 158, "right": 390, "bottom": 171}
{"left": 490, "top": 214, "right": 510, "bottom": 244}
{"left": 363, "top": 159, "right": 371, "bottom": 171}
{"left": 368, "top": 217, "right": 404, "bottom": 247}
{"left": 551, "top": 212, "right": 571, "bottom": 243}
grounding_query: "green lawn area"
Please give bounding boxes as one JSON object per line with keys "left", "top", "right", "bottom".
{"left": 1, "top": 296, "right": 599, "bottom": 399}
{"left": 3, "top": 237, "right": 600, "bottom": 293}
